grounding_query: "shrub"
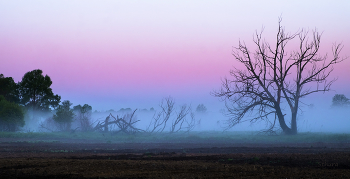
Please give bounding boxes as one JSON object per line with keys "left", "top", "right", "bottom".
{"left": 0, "top": 95, "right": 25, "bottom": 131}
{"left": 53, "top": 100, "right": 74, "bottom": 131}
{"left": 331, "top": 94, "right": 350, "bottom": 108}
{"left": 73, "top": 104, "right": 93, "bottom": 131}
{"left": 196, "top": 104, "right": 207, "bottom": 113}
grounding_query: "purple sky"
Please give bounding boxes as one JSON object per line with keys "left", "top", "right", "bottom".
{"left": 1, "top": 1, "right": 349, "bottom": 111}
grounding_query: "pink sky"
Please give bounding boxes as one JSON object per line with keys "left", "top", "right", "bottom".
{"left": 1, "top": 1, "right": 349, "bottom": 110}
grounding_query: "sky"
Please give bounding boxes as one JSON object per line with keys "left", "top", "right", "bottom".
{"left": 1, "top": 0, "right": 350, "bottom": 114}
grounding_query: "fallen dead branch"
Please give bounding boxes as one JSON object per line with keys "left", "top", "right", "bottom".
{"left": 92, "top": 109, "right": 145, "bottom": 134}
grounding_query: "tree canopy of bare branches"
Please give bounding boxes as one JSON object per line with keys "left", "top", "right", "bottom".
{"left": 147, "top": 97, "right": 196, "bottom": 133}
{"left": 147, "top": 97, "right": 174, "bottom": 133}
{"left": 213, "top": 18, "right": 346, "bottom": 135}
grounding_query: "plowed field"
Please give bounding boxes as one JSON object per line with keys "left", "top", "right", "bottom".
{"left": 0, "top": 140, "right": 349, "bottom": 178}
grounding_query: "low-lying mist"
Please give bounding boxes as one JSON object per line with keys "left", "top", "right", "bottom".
{"left": 22, "top": 103, "right": 349, "bottom": 134}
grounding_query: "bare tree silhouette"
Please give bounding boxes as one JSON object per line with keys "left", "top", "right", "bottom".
{"left": 213, "top": 18, "right": 346, "bottom": 135}
{"left": 147, "top": 97, "right": 196, "bottom": 133}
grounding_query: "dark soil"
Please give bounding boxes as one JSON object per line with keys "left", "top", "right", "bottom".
{"left": 0, "top": 140, "right": 349, "bottom": 178}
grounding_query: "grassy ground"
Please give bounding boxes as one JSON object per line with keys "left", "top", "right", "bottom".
{"left": 0, "top": 131, "right": 349, "bottom": 144}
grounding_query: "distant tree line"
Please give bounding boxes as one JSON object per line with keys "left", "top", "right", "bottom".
{"left": 1, "top": 69, "right": 99, "bottom": 132}
{"left": 1, "top": 69, "right": 204, "bottom": 134}
{"left": 3, "top": 65, "right": 345, "bottom": 135}
{"left": 331, "top": 94, "right": 350, "bottom": 108}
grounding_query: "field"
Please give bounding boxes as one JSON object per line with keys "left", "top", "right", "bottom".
{"left": 0, "top": 131, "right": 349, "bottom": 178}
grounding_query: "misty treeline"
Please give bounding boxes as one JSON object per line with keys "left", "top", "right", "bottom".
{"left": 40, "top": 96, "right": 200, "bottom": 135}
{"left": 1, "top": 71, "right": 205, "bottom": 133}
{"left": 1, "top": 68, "right": 347, "bottom": 134}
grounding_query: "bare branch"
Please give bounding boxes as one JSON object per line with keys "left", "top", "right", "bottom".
{"left": 170, "top": 104, "right": 191, "bottom": 133}
{"left": 147, "top": 97, "right": 174, "bottom": 133}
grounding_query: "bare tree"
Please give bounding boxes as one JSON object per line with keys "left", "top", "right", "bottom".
{"left": 213, "top": 18, "right": 346, "bottom": 135}
{"left": 147, "top": 97, "right": 174, "bottom": 133}
{"left": 147, "top": 97, "right": 197, "bottom": 133}
{"left": 170, "top": 104, "right": 191, "bottom": 133}
{"left": 184, "top": 111, "right": 196, "bottom": 133}
{"left": 74, "top": 104, "right": 93, "bottom": 131}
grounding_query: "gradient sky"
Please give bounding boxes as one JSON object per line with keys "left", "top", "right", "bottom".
{"left": 1, "top": 0, "right": 349, "bottom": 111}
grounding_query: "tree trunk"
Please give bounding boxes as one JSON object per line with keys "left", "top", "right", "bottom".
{"left": 275, "top": 105, "right": 295, "bottom": 135}
{"left": 290, "top": 107, "right": 298, "bottom": 135}
{"left": 290, "top": 113, "right": 297, "bottom": 135}
{"left": 104, "top": 116, "right": 109, "bottom": 132}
